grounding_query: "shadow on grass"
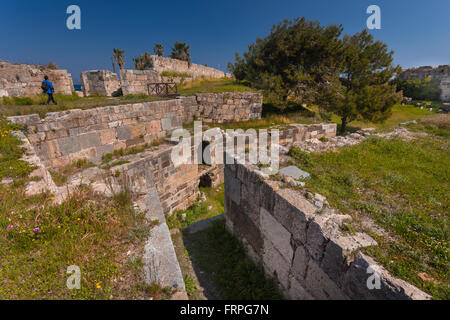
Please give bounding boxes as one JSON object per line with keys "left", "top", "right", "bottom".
{"left": 180, "top": 219, "right": 283, "bottom": 300}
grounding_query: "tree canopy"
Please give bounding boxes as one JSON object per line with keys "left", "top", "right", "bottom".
{"left": 393, "top": 77, "right": 441, "bottom": 101}
{"left": 228, "top": 17, "right": 402, "bottom": 132}
{"left": 133, "top": 52, "right": 153, "bottom": 70}
{"left": 171, "top": 42, "right": 191, "bottom": 66}
{"left": 112, "top": 48, "right": 125, "bottom": 70}
{"left": 154, "top": 44, "right": 164, "bottom": 57}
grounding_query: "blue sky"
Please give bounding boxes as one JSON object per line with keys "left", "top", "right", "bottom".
{"left": 0, "top": 0, "right": 449, "bottom": 83}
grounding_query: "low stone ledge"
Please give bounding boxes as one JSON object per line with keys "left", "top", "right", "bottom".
{"left": 137, "top": 188, "right": 186, "bottom": 292}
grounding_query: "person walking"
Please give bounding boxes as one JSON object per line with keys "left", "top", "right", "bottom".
{"left": 41, "top": 76, "right": 57, "bottom": 105}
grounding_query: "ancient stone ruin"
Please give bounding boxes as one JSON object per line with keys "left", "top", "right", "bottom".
{"left": 224, "top": 162, "right": 430, "bottom": 300}
{"left": 0, "top": 60, "right": 74, "bottom": 97}
{"left": 7, "top": 92, "right": 431, "bottom": 299}
{"left": 400, "top": 65, "right": 450, "bottom": 101}
{"left": 80, "top": 56, "right": 231, "bottom": 97}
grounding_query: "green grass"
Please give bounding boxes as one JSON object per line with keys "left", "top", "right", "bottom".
{"left": 310, "top": 104, "right": 438, "bottom": 133}
{"left": 289, "top": 130, "right": 449, "bottom": 299}
{"left": 183, "top": 274, "right": 197, "bottom": 298}
{"left": 0, "top": 93, "right": 167, "bottom": 118}
{"left": 0, "top": 117, "right": 155, "bottom": 299}
{"left": 161, "top": 71, "right": 191, "bottom": 78}
{"left": 167, "top": 184, "right": 224, "bottom": 229}
{"left": 183, "top": 220, "right": 283, "bottom": 300}
{"left": 49, "top": 158, "right": 95, "bottom": 186}
{"left": 178, "top": 78, "right": 253, "bottom": 96}
{"left": 0, "top": 118, "right": 35, "bottom": 180}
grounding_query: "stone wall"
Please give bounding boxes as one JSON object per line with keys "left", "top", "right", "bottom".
{"left": 224, "top": 162, "right": 431, "bottom": 300}
{"left": 7, "top": 93, "right": 262, "bottom": 168}
{"left": 188, "top": 92, "right": 263, "bottom": 123}
{"left": 399, "top": 65, "right": 450, "bottom": 101}
{"left": 277, "top": 123, "right": 337, "bottom": 145}
{"left": 150, "top": 55, "right": 228, "bottom": 79}
{"left": 110, "top": 146, "right": 201, "bottom": 213}
{"left": 80, "top": 70, "right": 121, "bottom": 96}
{"left": 7, "top": 100, "right": 184, "bottom": 168}
{"left": 120, "top": 69, "right": 161, "bottom": 95}
{"left": 0, "top": 61, "right": 74, "bottom": 97}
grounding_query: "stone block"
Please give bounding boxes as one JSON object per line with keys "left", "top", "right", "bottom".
{"left": 226, "top": 195, "right": 263, "bottom": 255}
{"left": 99, "top": 128, "right": 117, "bottom": 145}
{"left": 291, "top": 245, "right": 309, "bottom": 280}
{"left": 304, "top": 259, "right": 348, "bottom": 300}
{"left": 96, "top": 144, "right": 114, "bottom": 157}
{"left": 146, "top": 120, "right": 162, "bottom": 134}
{"left": 224, "top": 171, "right": 241, "bottom": 205}
{"left": 79, "top": 132, "right": 102, "bottom": 150}
{"left": 58, "top": 136, "right": 81, "bottom": 156}
{"left": 260, "top": 207, "right": 294, "bottom": 262}
{"left": 342, "top": 253, "right": 431, "bottom": 300}
{"left": 262, "top": 238, "right": 290, "bottom": 291}
{"left": 287, "top": 275, "right": 314, "bottom": 300}
{"left": 116, "top": 126, "right": 131, "bottom": 141}
{"left": 321, "top": 233, "right": 377, "bottom": 283}
{"left": 273, "top": 191, "right": 308, "bottom": 244}
{"left": 161, "top": 117, "right": 171, "bottom": 131}
{"left": 279, "top": 165, "right": 310, "bottom": 180}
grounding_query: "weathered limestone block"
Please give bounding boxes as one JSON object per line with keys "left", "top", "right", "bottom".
{"left": 288, "top": 275, "right": 314, "bottom": 300}
{"left": 321, "top": 232, "right": 377, "bottom": 283}
{"left": 224, "top": 171, "right": 241, "bottom": 205}
{"left": 262, "top": 238, "right": 291, "bottom": 291}
{"left": 343, "top": 253, "right": 431, "bottom": 300}
{"left": 260, "top": 207, "right": 294, "bottom": 262}
{"left": 304, "top": 259, "right": 349, "bottom": 300}
{"left": 291, "top": 245, "right": 309, "bottom": 280}
{"left": 80, "top": 70, "right": 120, "bottom": 96}
{"left": 273, "top": 189, "right": 312, "bottom": 244}
{"left": 0, "top": 61, "right": 74, "bottom": 97}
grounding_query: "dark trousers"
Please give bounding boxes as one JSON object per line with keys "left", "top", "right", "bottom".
{"left": 46, "top": 93, "right": 57, "bottom": 105}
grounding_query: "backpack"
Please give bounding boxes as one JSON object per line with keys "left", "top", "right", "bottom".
{"left": 41, "top": 82, "right": 49, "bottom": 92}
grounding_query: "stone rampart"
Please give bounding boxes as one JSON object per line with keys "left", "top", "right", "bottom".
{"left": 80, "top": 70, "right": 121, "bottom": 96}
{"left": 150, "top": 55, "right": 228, "bottom": 79}
{"left": 120, "top": 69, "right": 161, "bottom": 95}
{"left": 224, "top": 162, "right": 431, "bottom": 300}
{"left": 7, "top": 93, "right": 262, "bottom": 168}
{"left": 0, "top": 61, "right": 74, "bottom": 97}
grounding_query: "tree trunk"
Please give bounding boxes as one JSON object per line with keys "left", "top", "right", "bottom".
{"left": 111, "top": 56, "right": 116, "bottom": 74}
{"left": 340, "top": 116, "right": 348, "bottom": 134}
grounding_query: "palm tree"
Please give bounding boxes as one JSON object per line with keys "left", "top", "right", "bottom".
{"left": 170, "top": 42, "right": 191, "bottom": 67}
{"left": 133, "top": 52, "right": 153, "bottom": 70}
{"left": 112, "top": 48, "right": 125, "bottom": 70}
{"left": 154, "top": 44, "right": 164, "bottom": 57}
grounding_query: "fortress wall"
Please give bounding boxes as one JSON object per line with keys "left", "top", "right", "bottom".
{"left": 119, "top": 69, "right": 161, "bottom": 95}
{"left": 80, "top": 70, "right": 121, "bottom": 96}
{"left": 150, "top": 55, "right": 229, "bottom": 79}
{"left": 224, "top": 162, "right": 431, "bottom": 300}
{"left": 0, "top": 61, "right": 74, "bottom": 97}
{"left": 7, "top": 92, "right": 262, "bottom": 168}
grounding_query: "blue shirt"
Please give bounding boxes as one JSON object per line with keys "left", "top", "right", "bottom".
{"left": 42, "top": 80, "right": 54, "bottom": 94}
